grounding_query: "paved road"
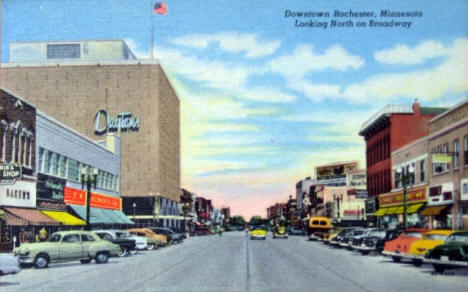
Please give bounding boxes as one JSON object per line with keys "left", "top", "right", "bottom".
{"left": 1, "top": 232, "right": 467, "bottom": 292}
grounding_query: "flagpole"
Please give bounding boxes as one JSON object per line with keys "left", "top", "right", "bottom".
{"left": 151, "top": 0, "right": 154, "bottom": 60}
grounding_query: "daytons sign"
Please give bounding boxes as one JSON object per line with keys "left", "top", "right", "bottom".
{"left": 94, "top": 109, "right": 140, "bottom": 135}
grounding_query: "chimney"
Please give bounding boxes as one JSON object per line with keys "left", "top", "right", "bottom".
{"left": 412, "top": 98, "right": 420, "bottom": 115}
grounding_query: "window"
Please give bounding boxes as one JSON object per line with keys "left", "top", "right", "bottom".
{"left": 38, "top": 148, "right": 44, "bottom": 172}
{"left": 48, "top": 234, "right": 61, "bottom": 242}
{"left": 43, "top": 150, "right": 51, "bottom": 173}
{"left": 465, "top": 136, "right": 468, "bottom": 165}
{"left": 444, "top": 144, "right": 450, "bottom": 171}
{"left": 81, "top": 234, "right": 96, "bottom": 242}
{"left": 52, "top": 153, "right": 59, "bottom": 176}
{"left": 28, "top": 137, "right": 33, "bottom": 167}
{"left": 59, "top": 157, "right": 67, "bottom": 178}
{"left": 47, "top": 44, "right": 80, "bottom": 59}
{"left": 420, "top": 160, "right": 426, "bottom": 182}
{"left": 22, "top": 137, "right": 28, "bottom": 166}
{"left": 67, "top": 159, "right": 79, "bottom": 181}
{"left": 433, "top": 146, "right": 444, "bottom": 174}
{"left": 11, "top": 132, "right": 16, "bottom": 163}
{"left": 454, "top": 139, "right": 460, "bottom": 169}
{"left": 63, "top": 234, "right": 80, "bottom": 243}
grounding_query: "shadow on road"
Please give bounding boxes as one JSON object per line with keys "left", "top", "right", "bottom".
{"left": 0, "top": 281, "right": 20, "bottom": 287}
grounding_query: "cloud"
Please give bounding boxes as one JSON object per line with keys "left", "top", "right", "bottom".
{"left": 171, "top": 32, "right": 281, "bottom": 58}
{"left": 268, "top": 44, "right": 365, "bottom": 79}
{"left": 374, "top": 40, "right": 450, "bottom": 65}
{"left": 286, "top": 81, "right": 341, "bottom": 102}
{"left": 344, "top": 38, "right": 468, "bottom": 103}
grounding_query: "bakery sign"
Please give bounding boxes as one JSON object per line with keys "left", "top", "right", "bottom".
{"left": 94, "top": 109, "right": 140, "bottom": 135}
{"left": 0, "top": 163, "right": 22, "bottom": 184}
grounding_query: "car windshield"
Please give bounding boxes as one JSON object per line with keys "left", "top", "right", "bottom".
{"left": 368, "top": 230, "right": 386, "bottom": 237}
{"left": 424, "top": 234, "right": 448, "bottom": 240}
{"left": 446, "top": 234, "right": 468, "bottom": 243}
{"left": 48, "top": 234, "right": 61, "bottom": 242}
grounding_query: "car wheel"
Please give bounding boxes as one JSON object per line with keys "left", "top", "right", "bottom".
{"left": 80, "top": 258, "right": 92, "bottom": 264}
{"left": 129, "top": 249, "right": 137, "bottom": 255}
{"left": 147, "top": 243, "right": 155, "bottom": 250}
{"left": 95, "top": 252, "right": 109, "bottom": 264}
{"left": 118, "top": 248, "right": 128, "bottom": 257}
{"left": 412, "top": 259, "right": 422, "bottom": 267}
{"left": 391, "top": 256, "right": 401, "bottom": 262}
{"left": 434, "top": 264, "right": 445, "bottom": 273}
{"left": 34, "top": 254, "right": 49, "bottom": 269}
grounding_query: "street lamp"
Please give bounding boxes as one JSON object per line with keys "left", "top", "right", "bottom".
{"left": 333, "top": 194, "right": 343, "bottom": 220}
{"left": 80, "top": 167, "right": 98, "bottom": 231}
{"left": 396, "top": 165, "right": 415, "bottom": 230}
{"left": 132, "top": 202, "right": 136, "bottom": 222}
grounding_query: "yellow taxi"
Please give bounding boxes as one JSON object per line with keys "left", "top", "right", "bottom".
{"left": 406, "top": 229, "right": 454, "bottom": 266}
{"left": 250, "top": 226, "right": 267, "bottom": 240}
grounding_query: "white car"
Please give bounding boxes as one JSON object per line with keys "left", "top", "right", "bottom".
{"left": 111, "top": 230, "right": 148, "bottom": 252}
{"left": 0, "top": 253, "right": 21, "bottom": 275}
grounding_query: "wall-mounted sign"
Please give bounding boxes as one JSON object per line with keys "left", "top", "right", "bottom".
{"left": 380, "top": 187, "right": 427, "bottom": 207}
{"left": 316, "top": 162, "right": 358, "bottom": 181}
{"left": 0, "top": 163, "right": 22, "bottom": 184}
{"left": 37, "top": 173, "right": 66, "bottom": 201}
{"left": 63, "top": 187, "right": 121, "bottom": 210}
{"left": 0, "top": 181, "right": 36, "bottom": 208}
{"left": 347, "top": 170, "right": 367, "bottom": 189}
{"left": 428, "top": 183, "right": 454, "bottom": 206}
{"left": 94, "top": 109, "right": 140, "bottom": 135}
{"left": 432, "top": 154, "right": 452, "bottom": 164}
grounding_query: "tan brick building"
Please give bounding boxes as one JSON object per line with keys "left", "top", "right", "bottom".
{"left": 428, "top": 98, "right": 468, "bottom": 229}
{"left": 2, "top": 59, "right": 181, "bottom": 226}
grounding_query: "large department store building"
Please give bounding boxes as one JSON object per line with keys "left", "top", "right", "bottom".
{"left": 2, "top": 40, "right": 182, "bottom": 229}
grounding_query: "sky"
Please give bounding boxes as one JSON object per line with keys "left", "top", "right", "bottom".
{"left": 2, "top": 0, "right": 468, "bottom": 219}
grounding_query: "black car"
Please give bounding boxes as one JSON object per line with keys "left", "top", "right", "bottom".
{"left": 338, "top": 228, "right": 367, "bottom": 249}
{"left": 329, "top": 228, "right": 358, "bottom": 247}
{"left": 354, "top": 228, "right": 403, "bottom": 254}
{"left": 94, "top": 230, "right": 136, "bottom": 257}
{"left": 148, "top": 227, "right": 184, "bottom": 244}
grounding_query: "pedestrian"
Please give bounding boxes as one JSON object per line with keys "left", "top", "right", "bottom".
{"left": 35, "top": 233, "right": 40, "bottom": 242}
{"left": 39, "top": 227, "right": 47, "bottom": 241}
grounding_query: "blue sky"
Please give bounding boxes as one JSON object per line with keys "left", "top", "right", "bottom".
{"left": 3, "top": 0, "right": 468, "bottom": 218}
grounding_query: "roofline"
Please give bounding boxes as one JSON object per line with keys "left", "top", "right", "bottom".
{"left": 1, "top": 87, "right": 37, "bottom": 109}
{"left": 315, "top": 160, "right": 360, "bottom": 169}
{"left": 359, "top": 104, "right": 413, "bottom": 136}
{"left": 2, "top": 59, "right": 160, "bottom": 68}
{"left": 429, "top": 97, "right": 468, "bottom": 123}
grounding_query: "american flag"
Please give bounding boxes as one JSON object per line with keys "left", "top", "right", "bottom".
{"left": 154, "top": 2, "right": 168, "bottom": 15}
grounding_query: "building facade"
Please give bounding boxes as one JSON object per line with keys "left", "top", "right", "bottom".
{"left": 428, "top": 98, "right": 468, "bottom": 229}
{"left": 2, "top": 42, "right": 181, "bottom": 228}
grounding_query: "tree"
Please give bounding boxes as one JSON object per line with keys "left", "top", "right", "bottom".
{"left": 249, "top": 215, "right": 264, "bottom": 226}
{"left": 230, "top": 215, "right": 246, "bottom": 226}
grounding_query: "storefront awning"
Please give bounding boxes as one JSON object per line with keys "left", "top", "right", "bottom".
{"left": 374, "top": 207, "right": 389, "bottom": 216}
{"left": 374, "top": 203, "right": 425, "bottom": 216}
{"left": 4, "top": 207, "right": 60, "bottom": 226}
{"left": 41, "top": 210, "right": 86, "bottom": 226}
{"left": 68, "top": 205, "right": 133, "bottom": 224}
{"left": 420, "top": 205, "right": 448, "bottom": 216}
{"left": 407, "top": 203, "right": 425, "bottom": 214}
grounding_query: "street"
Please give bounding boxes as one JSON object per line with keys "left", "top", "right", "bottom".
{"left": 1, "top": 232, "right": 467, "bottom": 292}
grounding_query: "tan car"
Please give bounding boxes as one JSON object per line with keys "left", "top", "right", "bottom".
{"left": 13, "top": 230, "right": 122, "bottom": 268}
{"left": 127, "top": 228, "right": 167, "bottom": 250}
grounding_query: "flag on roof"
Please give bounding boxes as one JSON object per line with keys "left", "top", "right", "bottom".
{"left": 154, "top": 2, "right": 168, "bottom": 15}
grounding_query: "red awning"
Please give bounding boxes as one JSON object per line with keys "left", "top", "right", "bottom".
{"left": 4, "top": 207, "right": 60, "bottom": 226}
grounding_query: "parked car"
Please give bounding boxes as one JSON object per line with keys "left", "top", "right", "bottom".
{"left": 354, "top": 228, "right": 403, "bottom": 254}
{"left": 322, "top": 228, "right": 342, "bottom": 245}
{"left": 382, "top": 228, "right": 428, "bottom": 262}
{"left": 250, "top": 226, "right": 267, "bottom": 240}
{"left": 405, "top": 229, "right": 453, "bottom": 266}
{"left": 148, "top": 227, "right": 184, "bottom": 244}
{"left": 190, "top": 226, "right": 212, "bottom": 236}
{"left": 113, "top": 230, "right": 148, "bottom": 251}
{"left": 424, "top": 231, "right": 468, "bottom": 273}
{"left": 348, "top": 228, "right": 379, "bottom": 250}
{"left": 329, "top": 228, "right": 358, "bottom": 247}
{"left": 0, "top": 253, "right": 21, "bottom": 275}
{"left": 288, "top": 226, "right": 306, "bottom": 236}
{"left": 13, "top": 230, "right": 122, "bottom": 268}
{"left": 93, "top": 230, "right": 137, "bottom": 257}
{"left": 127, "top": 228, "right": 165, "bottom": 249}
{"left": 338, "top": 228, "right": 367, "bottom": 249}
{"left": 273, "top": 226, "right": 288, "bottom": 239}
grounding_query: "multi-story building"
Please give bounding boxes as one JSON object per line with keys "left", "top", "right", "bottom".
{"left": 359, "top": 101, "right": 446, "bottom": 225}
{"left": 2, "top": 40, "right": 181, "bottom": 229}
{"left": 295, "top": 177, "right": 315, "bottom": 220}
{"left": 427, "top": 98, "right": 468, "bottom": 229}
{"left": 374, "top": 136, "right": 429, "bottom": 229}
{"left": 315, "top": 161, "right": 359, "bottom": 187}
{"left": 195, "top": 197, "right": 212, "bottom": 224}
{"left": 221, "top": 207, "right": 230, "bottom": 227}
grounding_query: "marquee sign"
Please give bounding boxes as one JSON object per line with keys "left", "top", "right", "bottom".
{"left": 94, "top": 109, "right": 140, "bottom": 135}
{"left": 63, "top": 187, "right": 121, "bottom": 210}
{"left": 379, "top": 187, "right": 427, "bottom": 207}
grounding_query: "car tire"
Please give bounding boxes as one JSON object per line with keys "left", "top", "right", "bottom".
{"left": 129, "top": 249, "right": 137, "bottom": 255}
{"left": 147, "top": 243, "right": 155, "bottom": 250}
{"left": 118, "top": 248, "right": 128, "bottom": 257}
{"left": 412, "top": 259, "right": 422, "bottom": 267}
{"left": 34, "top": 254, "right": 49, "bottom": 269}
{"left": 391, "top": 256, "right": 401, "bottom": 262}
{"left": 80, "top": 258, "right": 92, "bottom": 264}
{"left": 95, "top": 252, "right": 109, "bottom": 264}
{"left": 434, "top": 264, "right": 445, "bottom": 273}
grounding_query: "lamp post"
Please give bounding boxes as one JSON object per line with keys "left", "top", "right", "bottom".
{"left": 333, "top": 194, "right": 343, "bottom": 221}
{"left": 396, "top": 165, "right": 415, "bottom": 230}
{"left": 132, "top": 202, "right": 136, "bottom": 222}
{"left": 80, "top": 167, "right": 98, "bottom": 231}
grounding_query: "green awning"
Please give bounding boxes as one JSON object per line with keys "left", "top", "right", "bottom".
{"left": 68, "top": 205, "right": 134, "bottom": 224}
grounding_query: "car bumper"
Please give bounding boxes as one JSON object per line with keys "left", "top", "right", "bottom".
{"left": 17, "top": 256, "right": 35, "bottom": 265}
{"left": 136, "top": 243, "right": 147, "bottom": 250}
{"left": 338, "top": 242, "right": 350, "bottom": 248}
{"left": 353, "top": 245, "right": 375, "bottom": 252}
{"left": 382, "top": 251, "right": 408, "bottom": 258}
{"left": 273, "top": 234, "right": 288, "bottom": 239}
{"left": 309, "top": 235, "right": 322, "bottom": 241}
